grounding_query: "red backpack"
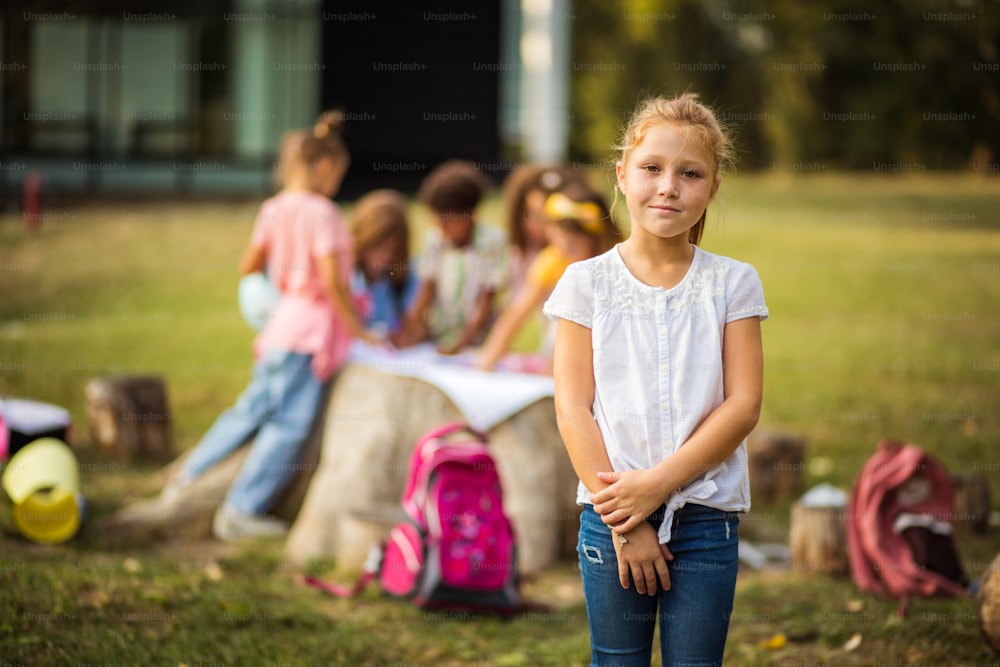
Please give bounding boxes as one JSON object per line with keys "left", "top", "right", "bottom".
{"left": 845, "top": 439, "right": 969, "bottom": 613}
{"left": 307, "top": 422, "right": 522, "bottom": 614}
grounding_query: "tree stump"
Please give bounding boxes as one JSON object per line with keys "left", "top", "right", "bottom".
{"left": 283, "top": 363, "right": 578, "bottom": 577}
{"left": 952, "top": 473, "right": 992, "bottom": 534}
{"left": 979, "top": 552, "right": 1000, "bottom": 654}
{"left": 789, "top": 500, "right": 849, "bottom": 575}
{"left": 84, "top": 375, "right": 174, "bottom": 463}
{"left": 747, "top": 430, "right": 807, "bottom": 503}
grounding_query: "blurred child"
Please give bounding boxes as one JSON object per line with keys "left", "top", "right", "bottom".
{"left": 394, "top": 160, "right": 507, "bottom": 355}
{"left": 476, "top": 180, "right": 621, "bottom": 373}
{"left": 162, "top": 111, "right": 376, "bottom": 540}
{"left": 348, "top": 188, "right": 420, "bottom": 339}
{"left": 502, "top": 163, "right": 581, "bottom": 292}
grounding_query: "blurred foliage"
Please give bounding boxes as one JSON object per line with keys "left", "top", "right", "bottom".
{"left": 568, "top": 0, "right": 1000, "bottom": 170}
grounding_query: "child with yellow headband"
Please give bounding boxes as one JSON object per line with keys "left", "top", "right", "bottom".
{"left": 502, "top": 163, "right": 582, "bottom": 292}
{"left": 476, "top": 180, "right": 622, "bottom": 373}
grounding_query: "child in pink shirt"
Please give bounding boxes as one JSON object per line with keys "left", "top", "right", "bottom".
{"left": 165, "top": 112, "right": 375, "bottom": 540}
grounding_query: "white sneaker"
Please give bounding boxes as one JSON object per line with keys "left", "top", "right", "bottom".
{"left": 212, "top": 505, "right": 289, "bottom": 541}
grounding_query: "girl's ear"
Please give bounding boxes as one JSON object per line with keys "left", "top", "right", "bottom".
{"left": 615, "top": 160, "right": 626, "bottom": 191}
{"left": 708, "top": 175, "right": 722, "bottom": 203}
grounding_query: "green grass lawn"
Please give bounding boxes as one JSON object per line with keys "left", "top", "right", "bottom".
{"left": 1, "top": 172, "right": 999, "bottom": 665}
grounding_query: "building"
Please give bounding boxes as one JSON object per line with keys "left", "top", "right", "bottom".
{"left": 0, "top": 0, "right": 570, "bottom": 203}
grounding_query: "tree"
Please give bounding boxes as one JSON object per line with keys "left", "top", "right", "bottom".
{"left": 569, "top": 0, "right": 999, "bottom": 170}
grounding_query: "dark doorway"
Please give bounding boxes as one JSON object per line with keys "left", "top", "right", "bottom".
{"left": 320, "top": 2, "right": 502, "bottom": 199}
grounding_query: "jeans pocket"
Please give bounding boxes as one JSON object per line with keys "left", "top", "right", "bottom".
{"left": 578, "top": 506, "right": 620, "bottom": 582}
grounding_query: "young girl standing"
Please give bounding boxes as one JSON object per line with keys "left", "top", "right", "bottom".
{"left": 543, "top": 94, "right": 768, "bottom": 666}
{"left": 165, "top": 111, "right": 376, "bottom": 540}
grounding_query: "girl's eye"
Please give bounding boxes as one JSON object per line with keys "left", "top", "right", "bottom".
{"left": 682, "top": 169, "right": 702, "bottom": 179}
{"left": 642, "top": 165, "right": 660, "bottom": 173}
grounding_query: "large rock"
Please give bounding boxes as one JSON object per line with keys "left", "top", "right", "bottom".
{"left": 284, "top": 363, "right": 578, "bottom": 576}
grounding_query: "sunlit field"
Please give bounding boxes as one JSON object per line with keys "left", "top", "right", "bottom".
{"left": 1, "top": 172, "right": 998, "bottom": 665}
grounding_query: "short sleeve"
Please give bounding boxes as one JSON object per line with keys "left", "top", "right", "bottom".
{"left": 726, "top": 262, "right": 769, "bottom": 323}
{"left": 478, "top": 226, "right": 509, "bottom": 291}
{"left": 401, "top": 265, "right": 422, "bottom": 309}
{"left": 527, "top": 246, "right": 570, "bottom": 290}
{"left": 311, "top": 201, "right": 349, "bottom": 257}
{"left": 249, "top": 200, "right": 275, "bottom": 249}
{"left": 418, "top": 229, "right": 442, "bottom": 281}
{"left": 329, "top": 204, "right": 352, "bottom": 254}
{"left": 542, "top": 261, "right": 594, "bottom": 328}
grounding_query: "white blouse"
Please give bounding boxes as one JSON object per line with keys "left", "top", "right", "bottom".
{"left": 543, "top": 244, "right": 769, "bottom": 543}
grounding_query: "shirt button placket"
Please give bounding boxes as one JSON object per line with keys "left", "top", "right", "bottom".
{"left": 658, "top": 294, "right": 671, "bottom": 453}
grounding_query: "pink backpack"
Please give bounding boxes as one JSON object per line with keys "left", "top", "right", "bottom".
{"left": 308, "top": 422, "right": 522, "bottom": 614}
{"left": 846, "top": 439, "right": 968, "bottom": 614}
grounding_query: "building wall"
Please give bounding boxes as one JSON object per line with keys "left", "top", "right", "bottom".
{"left": 0, "top": 0, "right": 327, "bottom": 198}
{"left": 0, "top": 0, "right": 571, "bottom": 200}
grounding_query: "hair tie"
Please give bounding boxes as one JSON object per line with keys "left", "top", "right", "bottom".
{"left": 544, "top": 192, "right": 605, "bottom": 236}
{"left": 538, "top": 169, "right": 564, "bottom": 190}
{"left": 313, "top": 110, "right": 344, "bottom": 140}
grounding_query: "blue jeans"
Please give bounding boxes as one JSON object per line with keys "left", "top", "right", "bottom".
{"left": 181, "top": 349, "right": 325, "bottom": 516}
{"left": 578, "top": 503, "right": 740, "bottom": 667}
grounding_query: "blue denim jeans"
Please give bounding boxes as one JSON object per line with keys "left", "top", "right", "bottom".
{"left": 578, "top": 503, "right": 740, "bottom": 667}
{"left": 180, "top": 349, "right": 325, "bottom": 516}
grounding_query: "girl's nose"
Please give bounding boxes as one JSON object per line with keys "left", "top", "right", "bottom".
{"left": 658, "top": 173, "right": 679, "bottom": 198}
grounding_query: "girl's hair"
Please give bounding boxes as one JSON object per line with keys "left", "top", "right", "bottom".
{"left": 273, "top": 109, "right": 349, "bottom": 187}
{"left": 615, "top": 93, "right": 733, "bottom": 245}
{"left": 544, "top": 180, "right": 623, "bottom": 253}
{"left": 418, "top": 160, "right": 492, "bottom": 214}
{"left": 350, "top": 188, "right": 411, "bottom": 289}
{"left": 502, "top": 163, "right": 581, "bottom": 252}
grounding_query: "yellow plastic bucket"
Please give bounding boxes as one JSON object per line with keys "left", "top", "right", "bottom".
{"left": 1, "top": 437, "right": 81, "bottom": 544}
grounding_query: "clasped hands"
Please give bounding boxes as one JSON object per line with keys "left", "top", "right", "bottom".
{"left": 592, "top": 468, "right": 674, "bottom": 596}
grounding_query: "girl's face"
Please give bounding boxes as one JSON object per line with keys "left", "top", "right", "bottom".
{"left": 363, "top": 234, "right": 402, "bottom": 279}
{"left": 615, "top": 122, "right": 719, "bottom": 244}
{"left": 522, "top": 189, "right": 549, "bottom": 250}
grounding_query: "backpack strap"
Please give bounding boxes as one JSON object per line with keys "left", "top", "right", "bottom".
{"left": 303, "top": 571, "right": 376, "bottom": 598}
{"left": 401, "top": 422, "right": 490, "bottom": 525}
{"left": 300, "top": 545, "right": 383, "bottom": 599}
{"left": 417, "top": 421, "right": 488, "bottom": 445}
